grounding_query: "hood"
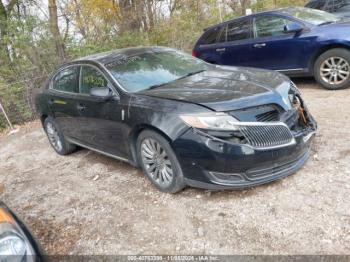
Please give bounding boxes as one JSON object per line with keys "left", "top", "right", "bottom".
{"left": 314, "top": 21, "right": 350, "bottom": 42}
{"left": 320, "top": 20, "right": 350, "bottom": 28}
{"left": 140, "top": 66, "right": 292, "bottom": 112}
{"left": 316, "top": 19, "right": 350, "bottom": 31}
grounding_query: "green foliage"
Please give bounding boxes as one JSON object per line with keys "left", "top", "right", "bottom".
{"left": 252, "top": 0, "right": 306, "bottom": 11}
{"left": 0, "top": 0, "right": 307, "bottom": 130}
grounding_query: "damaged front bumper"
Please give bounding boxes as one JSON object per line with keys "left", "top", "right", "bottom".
{"left": 172, "top": 96, "right": 317, "bottom": 190}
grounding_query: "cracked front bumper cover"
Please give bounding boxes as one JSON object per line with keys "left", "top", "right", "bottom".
{"left": 184, "top": 147, "right": 311, "bottom": 190}
{"left": 173, "top": 120, "right": 316, "bottom": 190}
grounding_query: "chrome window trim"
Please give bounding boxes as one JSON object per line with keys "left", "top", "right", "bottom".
{"left": 49, "top": 63, "right": 120, "bottom": 98}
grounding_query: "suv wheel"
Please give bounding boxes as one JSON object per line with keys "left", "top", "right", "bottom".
{"left": 44, "top": 117, "right": 76, "bottom": 155}
{"left": 314, "top": 48, "right": 350, "bottom": 90}
{"left": 137, "top": 130, "right": 185, "bottom": 193}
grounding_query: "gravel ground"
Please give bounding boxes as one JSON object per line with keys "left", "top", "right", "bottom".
{"left": 0, "top": 78, "right": 349, "bottom": 255}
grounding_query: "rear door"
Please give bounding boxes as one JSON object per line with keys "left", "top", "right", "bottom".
{"left": 47, "top": 66, "right": 81, "bottom": 139}
{"left": 250, "top": 15, "right": 308, "bottom": 71}
{"left": 195, "top": 25, "right": 226, "bottom": 64}
{"left": 219, "top": 18, "right": 255, "bottom": 67}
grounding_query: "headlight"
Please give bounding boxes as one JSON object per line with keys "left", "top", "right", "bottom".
{"left": 289, "top": 81, "right": 301, "bottom": 106}
{"left": 180, "top": 113, "right": 240, "bottom": 131}
{"left": 0, "top": 235, "right": 27, "bottom": 257}
{"left": 290, "top": 81, "right": 300, "bottom": 93}
{"left": 0, "top": 204, "right": 36, "bottom": 262}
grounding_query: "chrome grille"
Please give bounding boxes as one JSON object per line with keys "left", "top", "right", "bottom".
{"left": 239, "top": 123, "right": 294, "bottom": 149}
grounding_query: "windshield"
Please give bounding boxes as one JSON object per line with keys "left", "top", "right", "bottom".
{"left": 283, "top": 7, "right": 340, "bottom": 25}
{"left": 105, "top": 50, "right": 209, "bottom": 92}
{"left": 305, "top": 0, "right": 326, "bottom": 10}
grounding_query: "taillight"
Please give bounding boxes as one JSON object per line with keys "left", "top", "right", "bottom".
{"left": 192, "top": 50, "right": 197, "bottom": 57}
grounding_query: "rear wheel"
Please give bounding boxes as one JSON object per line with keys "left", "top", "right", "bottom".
{"left": 314, "top": 48, "right": 350, "bottom": 90}
{"left": 44, "top": 117, "right": 76, "bottom": 155}
{"left": 137, "top": 130, "right": 185, "bottom": 193}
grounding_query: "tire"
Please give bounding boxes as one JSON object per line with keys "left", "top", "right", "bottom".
{"left": 136, "top": 130, "right": 186, "bottom": 193}
{"left": 43, "top": 117, "right": 76, "bottom": 155}
{"left": 314, "top": 48, "right": 350, "bottom": 90}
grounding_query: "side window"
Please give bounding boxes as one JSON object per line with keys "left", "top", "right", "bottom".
{"left": 202, "top": 27, "right": 221, "bottom": 45}
{"left": 52, "top": 67, "right": 79, "bottom": 93}
{"left": 333, "top": 0, "right": 346, "bottom": 11}
{"left": 227, "top": 19, "right": 251, "bottom": 42}
{"left": 254, "top": 16, "right": 293, "bottom": 38}
{"left": 324, "top": 0, "right": 335, "bottom": 11}
{"left": 216, "top": 25, "right": 227, "bottom": 43}
{"left": 306, "top": 0, "right": 327, "bottom": 10}
{"left": 80, "top": 66, "right": 108, "bottom": 95}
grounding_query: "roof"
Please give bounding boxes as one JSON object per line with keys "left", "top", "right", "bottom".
{"left": 74, "top": 46, "right": 175, "bottom": 65}
{"left": 204, "top": 7, "right": 295, "bottom": 31}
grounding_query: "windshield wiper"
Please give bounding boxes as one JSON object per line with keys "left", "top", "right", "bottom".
{"left": 146, "top": 70, "right": 206, "bottom": 90}
{"left": 176, "top": 69, "right": 207, "bottom": 81}
{"left": 318, "top": 21, "right": 337, "bottom": 26}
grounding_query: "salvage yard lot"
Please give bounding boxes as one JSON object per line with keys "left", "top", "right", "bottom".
{"left": 0, "top": 79, "right": 349, "bottom": 255}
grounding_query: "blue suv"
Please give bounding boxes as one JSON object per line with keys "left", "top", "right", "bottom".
{"left": 193, "top": 7, "right": 350, "bottom": 90}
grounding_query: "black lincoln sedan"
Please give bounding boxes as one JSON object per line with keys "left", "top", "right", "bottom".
{"left": 35, "top": 47, "right": 317, "bottom": 193}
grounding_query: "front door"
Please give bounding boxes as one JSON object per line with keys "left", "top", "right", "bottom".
{"left": 74, "top": 65, "right": 130, "bottom": 158}
{"left": 250, "top": 15, "right": 307, "bottom": 71}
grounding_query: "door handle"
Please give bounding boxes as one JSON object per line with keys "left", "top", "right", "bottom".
{"left": 77, "top": 104, "right": 86, "bottom": 112}
{"left": 216, "top": 48, "right": 226, "bottom": 52}
{"left": 254, "top": 43, "right": 266, "bottom": 48}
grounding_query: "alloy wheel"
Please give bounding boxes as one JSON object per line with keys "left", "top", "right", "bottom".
{"left": 46, "top": 122, "right": 63, "bottom": 152}
{"left": 140, "top": 138, "right": 174, "bottom": 187}
{"left": 320, "top": 57, "right": 350, "bottom": 85}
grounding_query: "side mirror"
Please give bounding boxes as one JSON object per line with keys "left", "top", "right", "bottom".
{"left": 284, "top": 22, "right": 304, "bottom": 34}
{"left": 90, "top": 87, "right": 115, "bottom": 101}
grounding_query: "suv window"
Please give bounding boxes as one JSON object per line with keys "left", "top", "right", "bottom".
{"left": 80, "top": 66, "right": 108, "bottom": 94}
{"left": 202, "top": 27, "right": 222, "bottom": 45}
{"left": 52, "top": 67, "right": 79, "bottom": 93}
{"left": 324, "top": 0, "right": 335, "bottom": 11}
{"left": 254, "top": 16, "right": 293, "bottom": 38}
{"left": 217, "top": 26, "right": 227, "bottom": 43}
{"left": 333, "top": 0, "right": 349, "bottom": 11}
{"left": 305, "top": 0, "right": 327, "bottom": 9}
{"left": 227, "top": 19, "right": 251, "bottom": 42}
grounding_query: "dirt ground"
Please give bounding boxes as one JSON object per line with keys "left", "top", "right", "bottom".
{"left": 0, "top": 78, "right": 349, "bottom": 255}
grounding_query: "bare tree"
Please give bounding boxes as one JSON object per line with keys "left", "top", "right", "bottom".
{"left": 48, "top": 0, "right": 65, "bottom": 62}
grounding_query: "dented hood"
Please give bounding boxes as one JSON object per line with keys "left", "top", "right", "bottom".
{"left": 140, "top": 66, "right": 292, "bottom": 112}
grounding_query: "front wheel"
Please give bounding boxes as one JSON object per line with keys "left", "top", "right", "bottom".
{"left": 137, "top": 130, "right": 185, "bottom": 193}
{"left": 314, "top": 48, "right": 350, "bottom": 90}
